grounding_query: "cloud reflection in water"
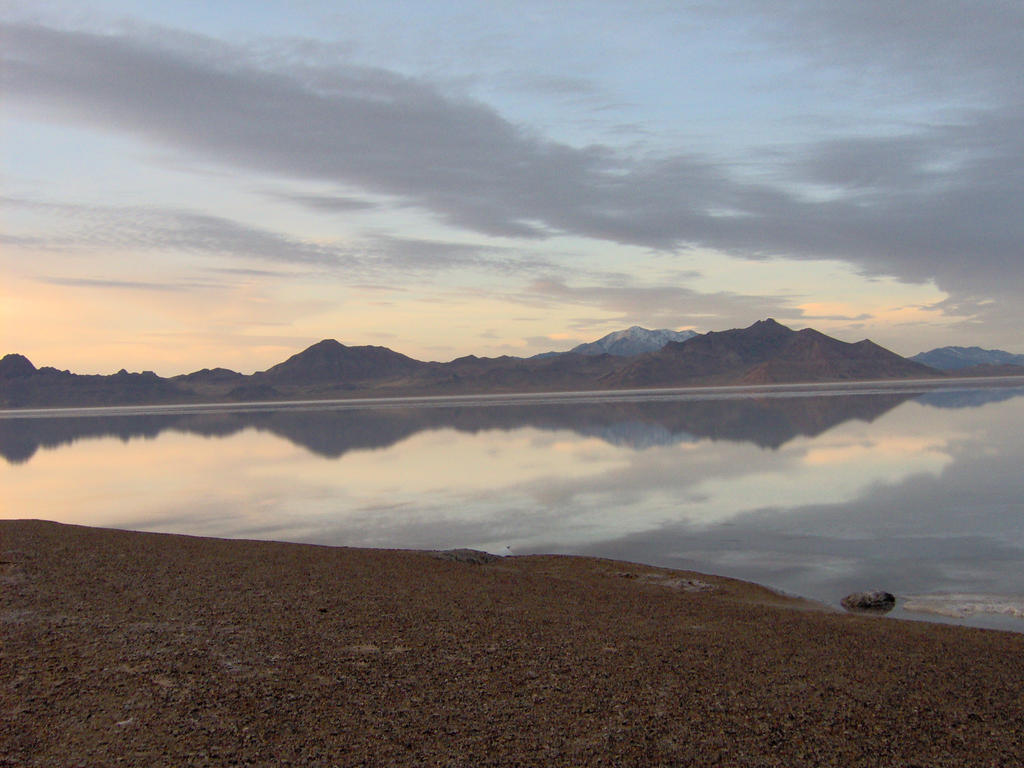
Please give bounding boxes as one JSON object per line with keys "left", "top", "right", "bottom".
{"left": 2, "top": 384, "right": 1023, "bottom": 630}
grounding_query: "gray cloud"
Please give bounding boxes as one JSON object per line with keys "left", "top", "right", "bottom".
{"left": 37, "top": 276, "right": 204, "bottom": 291}
{"left": 269, "top": 192, "right": 380, "bottom": 213}
{"left": 2, "top": 16, "right": 1022, "bottom": 314}
{"left": 729, "top": 0, "right": 1024, "bottom": 100}
{"left": 0, "top": 232, "right": 51, "bottom": 248}
{"left": 147, "top": 211, "right": 344, "bottom": 265}
{"left": 504, "top": 72, "right": 606, "bottom": 99}
{"left": 360, "top": 234, "right": 503, "bottom": 271}
{"left": 3, "top": 195, "right": 554, "bottom": 280}
{"left": 206, "top": 266, "right": 299, "bottom": 277}
{"left": 2, "top": 196, "right": 348, "bottom": 266}
{"left": 797, "top": 311, "right": 873, "bottom": 323}
{"left": 522, "top": 277, "right": 797, "bottom": 330}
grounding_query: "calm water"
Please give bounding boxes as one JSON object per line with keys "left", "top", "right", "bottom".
{"left": 3, "top": 381, "right": 1023, "bottom": 632}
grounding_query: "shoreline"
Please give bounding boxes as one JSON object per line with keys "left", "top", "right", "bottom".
{"left": 3, "top": 373, "right": 1023, "bottom": 419}
{"left": 3, "top": 520, "right": 1022, "bottom": 766}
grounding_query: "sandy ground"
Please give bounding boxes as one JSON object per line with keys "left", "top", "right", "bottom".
{"left": 2, "top": 520, "right": 1022, "bottom": 767}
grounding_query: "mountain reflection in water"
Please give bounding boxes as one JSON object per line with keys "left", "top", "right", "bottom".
{"left": 3, "top": 384, "right": 1023, "bottom": 632}
{"left": 0, "top": 390, "right": 921, "bottom": 464}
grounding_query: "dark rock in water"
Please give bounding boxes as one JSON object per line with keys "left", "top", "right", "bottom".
{"left": 429, "top": 549, "right": 501, "bottom": 565}
{"left": 841, "top": 590, "right": 896, "bottom": 614}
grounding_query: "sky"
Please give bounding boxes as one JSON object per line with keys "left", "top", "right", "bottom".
{"left": 2, "top": 0, "right": 1022, "bottom": 375}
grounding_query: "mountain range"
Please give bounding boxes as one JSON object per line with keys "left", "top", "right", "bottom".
{"left": 910, "top": 346, "right": 1024, "bottom": 371}
{"left": 2, "top": 319, "right": 1020, "bottom": 408}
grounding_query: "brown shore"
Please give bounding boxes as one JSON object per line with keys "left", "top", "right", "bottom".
{"left": 2, "top": 521, "right": 1022, "bottom": 767}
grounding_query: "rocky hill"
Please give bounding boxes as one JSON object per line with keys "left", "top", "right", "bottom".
{"left": 256, "top": 339, "right": 428, "bottom": 385}
{"left": 0, "top": 354, "right": 188, "bottom": 408}
{"left": 599, "top": 319, "right": 933, "bottom": 387}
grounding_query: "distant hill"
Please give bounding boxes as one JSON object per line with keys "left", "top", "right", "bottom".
{"left": 0, "top": 353, "right": 36, "bottom": 378}
{"left": 3, "top": 320, "right": 1000, "bottom": 409}
{"left": 0, "top": 354, "right": 188, "bottom": 408}
{"left": 256, "top": 339, "right": 427, "bottom": 384}
{"left": 173, "top": 367, "right": 243, "bottom": 383}
{"left": 741, "top": 329, "right": 938, "bottom": 384}
{"left": 911, "top": 346, "right": 1024, "bottom": 371}
{"left": 602, "top": 319, "right": 938, "bottom": 387}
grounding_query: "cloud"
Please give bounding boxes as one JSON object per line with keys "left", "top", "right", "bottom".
{"left": 797, "top": 311, "right": 873, "bottom": 322}
{"left": 2, "top": 196, "right": 349, "bottom": 266}
{"left": 360, "top": 234, "right": 503, "bottom": 271}
{"left": 523, "top": 278, "right": 796, "bottom": 330}
{"left": 2, "top": 195, "right": 555, "bottom": 281}
{"left": 2, "top": 16, "right": 1022, "bottom": 311}
{"left": 361, "top": 234, "right": 557, "bottom": 275}
{"left": 206, "top": 266, "right": 299, "bottom": 277}
{"left": 505, "top": 72, "right": 605, "bottom": 98}
{"left": 727, "top": 0, "right": 1024, "bottom": 100}
{"left": 268, "top": 192, "right": 380, "bottom": 213}
{"left": 36, "top": 276, "right": 203, "bottom": 291}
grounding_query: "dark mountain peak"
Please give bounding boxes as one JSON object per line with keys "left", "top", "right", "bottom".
{"left": 690, "top": 319, "right": 796, "bottom": 356}
{"left": 790, "top": 327, "right": 841, "bottom": 346}
{"left": 745, "top": 318, "right": 795, "bottom": 337}
{"left": 308, "top": 338, "right": 346, "bottom": 351}
{"left": 277, "top": 339, "right": 350, "bottom": 366}
{"left": 260, "top": 338, "right": 426, "bottom": 384}
{"left": 176, "top": 367, "right": 244, "bottom": 383}
{"left": 850, "top": 338, "right": 887, "bottom": 352}
{"left": 292, "top": 339, "right": 351, "bottom": 361}
{"left": 0, "top": 354, "right": 37, "bottom": 378}
{"left": 602, "top": 319, "right": 940, "bottom": 388}
{"left": 740, "top": 329, "right": 937, "bottom": 384}
{"left": 697, "top": 319, "right": 794, "bottom": 342}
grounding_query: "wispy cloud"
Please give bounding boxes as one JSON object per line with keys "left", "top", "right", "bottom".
{"left": 3, "top": 195, "right": 556, "bottom": 280}
{"left": 36, "top": 276, "right": 205, "bottom": 291}
{"left": 268, "top": 192, "right": 381, "bottom": 213}
{"left": 2, "top": 196, "right": 349, "bottom": 266}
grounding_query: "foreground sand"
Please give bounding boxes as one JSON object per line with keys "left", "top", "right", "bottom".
{"left": 2, "top": 521, "right": 1022, "bottom": 767}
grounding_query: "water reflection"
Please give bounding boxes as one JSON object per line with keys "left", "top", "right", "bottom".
{"left": 2, "top": 384, "right": 1023, "bottom": 631}
{"left": 0, "top": 389, "right": 919, "bottom": 463}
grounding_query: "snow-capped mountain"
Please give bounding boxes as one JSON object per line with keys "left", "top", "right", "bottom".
{"left": 568, "top": 326, "right": 699, "bottom": 357}
{"left": 911, "top": 346, "right": 1024, "bottom": 370}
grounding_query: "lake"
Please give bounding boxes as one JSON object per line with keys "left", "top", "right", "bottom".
{"left": 3, "top": 379, "right": 1023, "bottom": 632}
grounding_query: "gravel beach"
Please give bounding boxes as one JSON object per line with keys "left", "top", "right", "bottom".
{"left": 2, "top": 520, "right": 1022, "bottom": 767}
